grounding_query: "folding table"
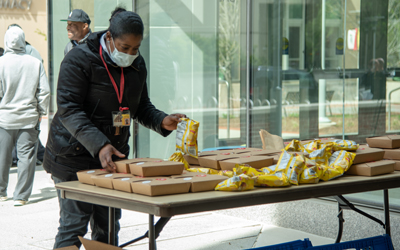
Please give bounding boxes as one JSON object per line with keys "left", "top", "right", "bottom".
{"left": 56, "top": 171, "right": 400, "bottom": 249}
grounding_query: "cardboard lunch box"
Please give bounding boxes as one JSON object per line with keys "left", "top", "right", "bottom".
{"left": 173, "top": 174, "right": 228, "bottom": 192}
{"left": 112, "top": 176, "right": 170, "bottom": 193}
{"left": 393, "top": 160, "right": 400, "bottom": 171}
{"left": 76, "top": 169, "right": 110, "bottom": 185}
{"left": 198, "top": 152, "right": 240, "bottom": 170}
{"left": 353, "top": 146, "right": 385, "bottom": 164}
{"left": 198, "top": 149, "right": 234, "bottom": 157}
{"left": 346, "top": 160, "right": 395, "bottom": 176}
{"left": 170, "top": 170, "right": 205, "bottom": 178}
{"left": 366, "top": 135, "right": 400, "bottom": 149}
{"left": 129, "top": 160, "right": 184, "bottom": 177}
{"left": 183, "top": 154, "right": 199, "bottom": 165}
{"left": 383, "top": 148, "right": 400, "bottom": 161}
{"left": 130, "top": 178, "right": 191, "bottom": 196}
{"left": 114, "top": 158, "right": 162, "bottom": 173}
{"left": 250, "top": 149, "right": 282, "bottom": 156}
{"left": 91, "top": 173, "right": 134, "bottom": 189}
{"left": 231, "top": 147, "right": 260, "bottom": 154}
{"left": 78, "top": 236, "right": 125, "bottom": 250}
{"left": 219, "top": 155, "right": 274, "bottom": 170}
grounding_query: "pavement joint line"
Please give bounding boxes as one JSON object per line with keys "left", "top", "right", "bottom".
{"left": 120, "top": 223, "right": 262, "bottom": 239}
{"left": 251, "top": 223, "right": 264, "bottom": 248}
{"left": 124, "top": 224, "right": 263, "bottom": 247}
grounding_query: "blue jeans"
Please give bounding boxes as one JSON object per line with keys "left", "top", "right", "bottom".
{"left": 52, "top": 176, "right": 121, "bottom": 249}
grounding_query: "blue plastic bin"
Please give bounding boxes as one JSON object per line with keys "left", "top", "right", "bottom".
{"left": 307, "top": 234, "right": 394, "bottom": 250}
{"left": 246, "top": 238, "right": 313, "bottom": 250}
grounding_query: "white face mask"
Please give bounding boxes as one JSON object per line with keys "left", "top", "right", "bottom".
{"left": 108, "top": 37, "right": 139, "bottom": 67}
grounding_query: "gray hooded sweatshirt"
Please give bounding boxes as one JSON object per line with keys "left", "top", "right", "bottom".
{"left": 0, "top": 27, "right": 50, "bottom": 130}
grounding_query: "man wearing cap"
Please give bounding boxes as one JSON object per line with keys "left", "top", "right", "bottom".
{"left": 61, "top": 9, "right": 91, "bottom": 56}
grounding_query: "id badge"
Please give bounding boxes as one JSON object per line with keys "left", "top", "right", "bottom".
{"left": 112, "top": 110, "right": 131, "bottom": 127}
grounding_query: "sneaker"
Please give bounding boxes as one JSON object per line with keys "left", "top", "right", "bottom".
{"left": 0, "top": 196, "right": 7, "bottom": 201}
{"left": 36, "top": 159, "right": 42, "bottom": 166}
{"left": 14, "top": 200, "right": 27, "bottom": 206}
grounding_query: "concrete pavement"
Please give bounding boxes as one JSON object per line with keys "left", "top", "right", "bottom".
{"left": 1, "top": 164, "right": 334, "bottom": 250}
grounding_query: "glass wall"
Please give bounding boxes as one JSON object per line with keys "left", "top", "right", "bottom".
{"left": 135, "top": 0, "right": 219, "bottom": 158}
{"left": 135, "top": 0, "right": 400, "bottom": 208}
{"left": 136, "top": 0, "right": 399, "bottom": 155}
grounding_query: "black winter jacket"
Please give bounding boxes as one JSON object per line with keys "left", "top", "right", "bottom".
{"left": 43, "top": 31, "right": 171, "bottom": 181}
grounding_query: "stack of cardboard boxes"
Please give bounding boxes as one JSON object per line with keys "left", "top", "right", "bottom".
{"left": 346, "top": 135, "right": 400, "bottom": 176}
{"left": 77, "top": 159, "right": 228, "bottom": 197}
{"left": 185, "top": 148, "right": 278, "bottom": 170}
{"left": 76, "top": 147, "right": 280, "bottom": 196}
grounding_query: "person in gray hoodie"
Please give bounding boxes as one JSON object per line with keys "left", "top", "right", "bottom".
{"left": 8, "top": 24, "right": 43, "bottom": 62}
{"left": 0, "top": 26, "right": 50, "bottom": 206}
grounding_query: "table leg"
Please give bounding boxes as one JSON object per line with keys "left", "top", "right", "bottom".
{"left": 109, "top": 207, "right": 116, "bottom": 246}
{"left": 149, "top": 214, "right": 156, "bottom": 250}
{"left": 335, "top": 204, "right": 344, "bottom": 243}
{"left": 384, "top": 189, "right": 391, "bottom": 237}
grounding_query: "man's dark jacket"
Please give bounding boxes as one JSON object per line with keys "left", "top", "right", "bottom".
{"left": 43, "top": 31, "right": 170, "bottom": 181}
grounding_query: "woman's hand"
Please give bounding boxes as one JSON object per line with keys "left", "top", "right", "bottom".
{"left": 161, "top": 113, "right": 187, "bottom": 131}
{"left": 99, "top": 144, "right": 125, "bottom": 172}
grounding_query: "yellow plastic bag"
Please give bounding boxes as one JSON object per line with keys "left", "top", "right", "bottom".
{"left": 187, "top": 167, "right": 219, "bottom": 175}
{"left": 299, "top": 158, "right": 322, "bottom": 184}
{"left": 284, "top": 139, "right": 305, "bottom": 152}
{"left": 274, "top": 151, "right": 305, "bottom": 185}
{"left": 176, "top": 118, "right": 199, "bottom": 157}
{"left": 302, "top": 140, "right": 320, "bottom": 153}
{"left": 253, "top": 172, "right": 290, "bottom": 187}
{"left": 308, "top": 146, "right": 330, "bottom": 166}
{"left": 320, "top": 150, "right": 356, "bottom": 181}
{"left": 328, "top": 150, "right": 356, "bottom": 173}
{"left": 234, "top": 164, "right": 265, "bottom": 177}
{"left": 333, "top": 140, "right": 359, "bottom": 151}
{"left": 320, "top": 165, "right": 343, "bottom": 181}
{"left": 260, "top": 165, "right": 276, "bottom": 174}
{"left": 215, "top": 174, "right": 254, "bottom": 191}
{"left": 168, "top": 151, "right": 190, "bottom": 170}
{"left": 319, "top": 142, "right": 334, "bottom": 159}
{"left": 218, "top": 170, "right": 235, "bottom": 178}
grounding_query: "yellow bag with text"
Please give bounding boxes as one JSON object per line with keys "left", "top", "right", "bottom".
{"left": 253, "top": 172, "right": 290, "bottom": 187}
{"left": 169, "top": 151, "right": 190, "bottom": 170}
{"left": 299, "top": 158, "right": 323, "bottom": 184}
{"left": 274, "top": 151, "right": 305, "bottom": 185}
{"left": 234, "top": 164, "right": 265, "bottom": 177}
{"left": 308, "top": 146, "right": 330, "bottom": 166}
{"left": 187, "top": 167, "right": 219, "bottom": 175}
{"left": 261, "top": 165, "right": 277, "bottom": 174}
{"left": 284, "top": 139, "right": 305, "bottom": 152}
{"left": 302, "top": 140, "right": 320, "bottom": 153}
{"left": 218, "top": 170, "right": 235, "bottom": 178}
{"left": 320, "top": 150, "right": 356, "bottom": 181}
{"left": 176, "top": 118, "right": 199, "bottom": 158}
{"left": 328, "top": 150, "right": 356, "bottom": 173}
{"left": 215, "top": 174, "right": 254, "bottom": 191}
{"left": 333, "top": 140, "right": 359, "bottom": 151}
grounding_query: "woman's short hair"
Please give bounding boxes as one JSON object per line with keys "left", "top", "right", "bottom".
{"left": 108, "top": 7, "right": 144, "bottom": 38}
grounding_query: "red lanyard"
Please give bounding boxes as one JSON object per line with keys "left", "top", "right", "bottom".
{"left": 99, "top": 45, "right": 127, "bottom": 111}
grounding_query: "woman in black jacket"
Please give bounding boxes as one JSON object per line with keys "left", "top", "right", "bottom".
{"left": 43, "top": 8, "right": 185, "bottom": 248}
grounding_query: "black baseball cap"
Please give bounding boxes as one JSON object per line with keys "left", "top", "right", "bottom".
{"left": 60, "top": 9, "right": 91, "bottom": 25}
